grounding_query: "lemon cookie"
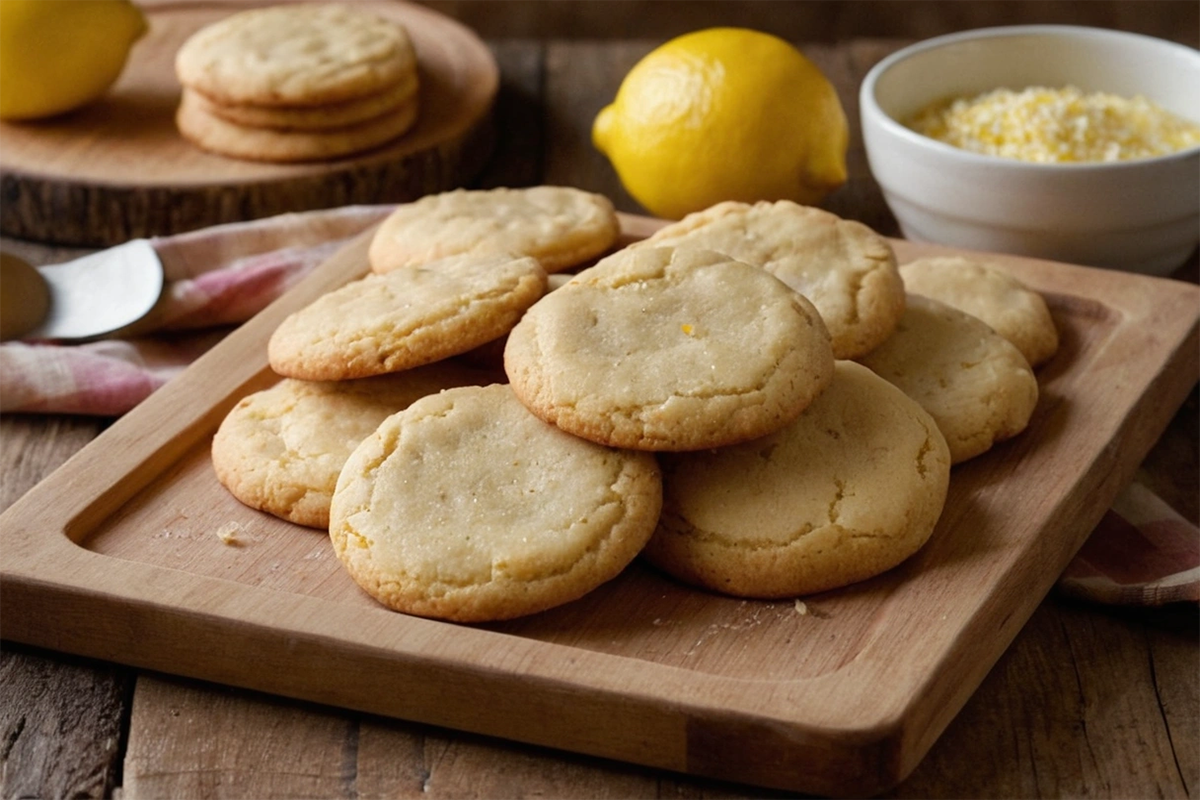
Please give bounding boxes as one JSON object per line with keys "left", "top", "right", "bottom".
{"left": 176, "top": 88, "right": 419, "bottom": 163}
{"left": 186, "top": 70, "right": 418, "bottom": 131}
{"left": 212, "top": 363, "right": 486, "bottom": 529}
{"left": 503, "top": 246, "right": 835, "bottom": 451}
{"left": 858, "top": 294, "right": 1039, "bottom": 464}
{"left": 368, "top": 187, "right": 620, "bottom": 274}
{"left": 269, "top": 252, "right": 546, "bottom": 381}
{"left": 634, "top": 200, "right": 905, "bottom": 359}
{"left": 644, "top": 360, "right": 951, "bottom": 598}
{"left": 899, "top": 256, "right": 1059, "bottom": 367}
{"left": 329, "top": 383, "right": 663, "bottom": 622}
{"left": 176, "top": 4, "right": 417, "bottom": 108}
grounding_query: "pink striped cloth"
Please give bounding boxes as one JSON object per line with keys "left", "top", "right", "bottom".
{"left": 1058, "top": 481, "right": 1199, "bottom": 606}
{"left": 0, "top": 205, "right": 394, "bottom": 415}
{"left": 0, "top": 206, "right": 1194, "bottom": 606}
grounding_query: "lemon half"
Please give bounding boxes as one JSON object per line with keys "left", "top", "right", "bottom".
{"left": 0, "top": 0, "right": 148, "bottom": 120}
{"left": 593, "top": 27, "right": 848, "bottom": 220}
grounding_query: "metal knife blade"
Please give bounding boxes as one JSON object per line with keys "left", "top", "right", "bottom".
{"left": 21, "top": 239, "right": 164, "bottom": 341}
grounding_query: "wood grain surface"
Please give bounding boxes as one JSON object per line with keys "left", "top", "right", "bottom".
{"left": 2, "top": 10, "right": 1198, "bottom": 799}
{"left": 0, "top": 0, "right": 498, "bottom": 247}
{"left": 420, "top": 0, "right": 1200, "bottom": 44}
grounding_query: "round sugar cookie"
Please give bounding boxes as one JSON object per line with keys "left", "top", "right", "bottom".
{"left": 644, "top": 360, "right": 951, "bottom": 598}
{"left": 635, "top": 201, "right": 905, "bottom": 359}
{"left": 899, "top": 256, "right": 1059, "bottom": 367}
{"left": 328, "top": 383, "right": 663, "bottom": 622}
{"left": 368, "top": 187, "right": 620, "bottom": 274}
{"left": 857, "top": 293, "right": 1039, "bottom": 464}
{"left": 176, "top": 3, "right": 417, "bottom": 107}
{"left": 187, "top": 71, "right": 418, "bottom": 131}
{"left": 176, "top": 89, "right": 419, "bottom": 163}
{"left": 212, "top": 364, "right": 487, "bottom": 529}
{"left": 269, "top": 252, "right": 547, "bottom": 381}
{"left": 503, "top": 246, "right": 835, "bottom": 451}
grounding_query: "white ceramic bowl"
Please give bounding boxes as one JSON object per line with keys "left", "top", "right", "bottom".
{"left": 860, "top": 25, "right": 1200, "bottom": 275}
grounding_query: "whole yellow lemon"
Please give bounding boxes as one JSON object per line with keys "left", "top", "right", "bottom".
{"left": 593, "top": 27, "right": 849, "bottom": 220}
{"left": 0, "top": 0, "right": 148, "bottom": 120}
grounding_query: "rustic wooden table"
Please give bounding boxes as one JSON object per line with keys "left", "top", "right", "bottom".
{"left": 2, "top": 5, "right": 1198, "bottom": 798}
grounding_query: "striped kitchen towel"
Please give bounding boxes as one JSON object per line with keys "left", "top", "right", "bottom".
{"left": 0, "top": 205, "right": 393, "bottom": 415}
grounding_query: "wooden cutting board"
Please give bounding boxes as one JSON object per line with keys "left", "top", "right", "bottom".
{"left": 0, "top": 0, "right": 497, "bottom": 247}
{"left": 1, "top": 217, "right": 1197, "bottom": 797}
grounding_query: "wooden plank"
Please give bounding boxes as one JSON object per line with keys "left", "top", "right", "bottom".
{"left": 542, "top": 40, "right": 645, "bottom": 211}
{"left": 0, "top": 417, "right": 105, "bottom": 505}
{"left": 122, "top": 675, "right": 358, "bottom": 799}
{"left": 0, "top": 416, "right": 132, "bottom": 800}
{"left": 831, "top": 39, "right": 904, "bottom": 235}
{"left": 1146, "top": 603, "right": 1200, "bottom": 795}
{"left": 1136, "top": 387, "right": 1199, "bottom": 523}
{"left": 417, "top": 1, "right": 1199, "bottom": 46}
{"left": 1044, "top": 604, "right": 1194, "bottom": 796}
{"left": 474, "top": 39, "right": 545, "bottom": 189}
{"left": 121, "top": 672, "right": 775, "bottom": 800}
{"left": 888, "top": 600, "right": 1196, "bottom": 797}
{"left": 0, "top": 644, "right": 132, "bottom": 800}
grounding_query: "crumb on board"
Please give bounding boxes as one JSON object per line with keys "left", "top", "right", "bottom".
{"left": 216, "top": 521, "right": 244, "bottom": 546}
{"left": 794, "top": 599, "right": 808, "bottom": 615}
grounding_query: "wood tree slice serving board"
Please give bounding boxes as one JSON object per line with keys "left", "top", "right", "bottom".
{"left": 0, "top": 0, "right": 498, "bottom": 247}
{"left": 1, "top": 216, "right": 1197, "bottom": 796}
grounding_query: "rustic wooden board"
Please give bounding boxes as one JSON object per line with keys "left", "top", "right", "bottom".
{"left": 1, "top": 216, "right": 1197, "bottom": 797}
{"left": 0, "top": 0, "right": 497, "bottom": 247}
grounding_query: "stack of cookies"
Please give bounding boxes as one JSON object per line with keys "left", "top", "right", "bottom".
{"left": 175, "top": 4, "right": 420, "bottom": 163}
{"left": 211, "top": 186, "right": 1058, "bottom": 623}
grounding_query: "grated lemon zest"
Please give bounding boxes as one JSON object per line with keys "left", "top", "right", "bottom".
{"left": 906, "top": 85, "right": 1200, "bottom": 163}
